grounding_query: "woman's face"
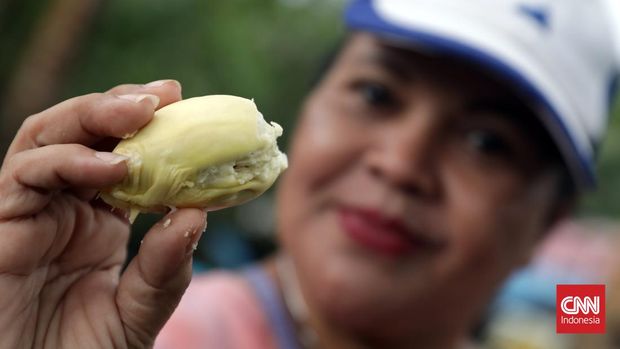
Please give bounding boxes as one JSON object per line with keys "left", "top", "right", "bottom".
{"left": 277, "top": 33, "right": 562, "bottom": 341}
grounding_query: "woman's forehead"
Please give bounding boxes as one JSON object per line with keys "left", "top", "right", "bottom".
{"left": 338, "top": 33, "right": 517, "bottom": 97}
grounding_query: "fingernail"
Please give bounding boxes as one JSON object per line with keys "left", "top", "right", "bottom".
{"left": 117, "top": 94, "right": 160, "bottom": 108}
{"left": 185, "top": 227, "right": 205, "bottom": 256}
{"left": 95, "top": 151, "right": 129, "bottom": 165}
{"left": 121, "top": 130, "right": 137, "bottom": 139}
{"left": 201, "top": 212, "right": 208, "bottom": 233}
{"left": 144, "top": 79, "right": 177, "bottom": 88}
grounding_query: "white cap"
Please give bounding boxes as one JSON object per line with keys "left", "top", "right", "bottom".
{"left": 345, "top": 0, "right": 620, "bottom": 189}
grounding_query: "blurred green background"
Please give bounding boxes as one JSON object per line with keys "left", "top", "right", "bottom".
{"left": 0, "top": 0, "right": 347, "bottom": 268}
{"left": 0, "top": 0, "right": 618, "bottom": 269}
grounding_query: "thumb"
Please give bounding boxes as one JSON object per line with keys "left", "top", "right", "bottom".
{"left": 116, "top": 208, "right": 207, "bottom": 347}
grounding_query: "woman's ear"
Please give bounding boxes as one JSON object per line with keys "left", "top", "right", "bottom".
{"left": 514, "top": 182, "right": 578, "bottom": 269}
{"left": 543, "top": 168, "right": 578, "bottom": 231}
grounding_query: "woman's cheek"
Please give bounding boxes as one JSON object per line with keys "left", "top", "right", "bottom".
{"left": 438, "top": 165, "right": 528, "bottom": 277}
{"left": 276, "top": 95, "right": 366, "bottom": 245}
{"left": 287, "top": 97, "right": 369, "bottom": 193}
{"left": 439, "top": 162, "right": 553, "bottom": 282}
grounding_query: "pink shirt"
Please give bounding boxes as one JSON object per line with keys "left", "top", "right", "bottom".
{"left": 155, "top": 268, "right": 480, "bottom": 349}
{"left": 154, "top": 271, "right": 279, "bottom": 349}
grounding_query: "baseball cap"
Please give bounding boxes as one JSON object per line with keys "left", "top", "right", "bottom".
{"left": 344, "top": 0, "right": 620, "bottom": 190}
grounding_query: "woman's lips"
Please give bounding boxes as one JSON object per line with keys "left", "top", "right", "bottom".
{"left": 338, "top": 206, "right": 432, "bottom": 257}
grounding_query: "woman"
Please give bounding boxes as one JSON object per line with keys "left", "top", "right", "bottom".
{"left": 0, "top": 0, "right": 618, "bottom": 348}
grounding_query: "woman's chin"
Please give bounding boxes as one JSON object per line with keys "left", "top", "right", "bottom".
{"left": 283, "top": 210, "right": 448, "bottom": 337}
{"left": 300, "top": 252, "right": 433, "bottom": 338}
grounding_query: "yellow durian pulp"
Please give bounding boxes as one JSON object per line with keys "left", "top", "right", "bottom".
{"left": 100, "top": 95, "right": 288, "bottom": 221}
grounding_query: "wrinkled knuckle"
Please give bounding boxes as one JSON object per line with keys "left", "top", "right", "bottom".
{"left": 18, "top": 114, "right": 44, "bottom": 147}
{"left": 0, "top": 167, "right": 11, "bottom": 192}
{"left": 74, "top": 92, "right": 106, "bottom": 116}
{"left": 112, "top": 83, "right": 139, "bottom": 92}
{"left": 5, "top": 151, "right": 37, "bottom": 186}
{"left": 20, "top": 113, "right": 41, "bottom": 132}
{"left": 6, "top": 150, "right": 28, "bottom": 173}
{"left": 63, "top": 91, "right": 100, "bottom": 110}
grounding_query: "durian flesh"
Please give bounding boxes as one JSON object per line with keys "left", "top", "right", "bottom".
{"left": 100, "top": 95, "right": 288, "bottom": 220}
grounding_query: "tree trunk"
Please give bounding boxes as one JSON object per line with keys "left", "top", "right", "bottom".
{"left": 1, "top": 0, "right": 104, "bottom": 158}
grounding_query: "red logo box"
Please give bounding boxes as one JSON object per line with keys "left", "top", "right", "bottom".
{"left": 556, "top": 284, "right": 605, "bottom": 334}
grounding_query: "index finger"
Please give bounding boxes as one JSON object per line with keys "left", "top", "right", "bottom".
{"left": 4, "top": 80, "right": 182, "bottom": 160}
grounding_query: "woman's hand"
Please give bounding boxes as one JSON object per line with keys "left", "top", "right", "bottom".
{"left": 0, "top": 80, "right": 206, "bottom": 348}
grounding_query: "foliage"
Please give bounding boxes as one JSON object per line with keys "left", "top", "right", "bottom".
{"left": 579, "top": 98, "right": 620, "bottom": 218}
{"left": 63, "top": 0, "right": 346, "bottom": 148}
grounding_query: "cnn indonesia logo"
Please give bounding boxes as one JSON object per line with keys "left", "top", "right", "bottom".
{"left": 556, "top": 284, "right": 605, "bottom": 334}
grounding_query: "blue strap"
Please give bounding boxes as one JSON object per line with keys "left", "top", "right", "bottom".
{"left": 244, "top": 266, "right": 302, "bottom": 349}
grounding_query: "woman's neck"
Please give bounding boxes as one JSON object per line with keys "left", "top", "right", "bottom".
{"left": 307, "top": 311, "right": 464, "bottom": 349}
{"left": 262, "top": 254, "right": 467, "bottom": 349}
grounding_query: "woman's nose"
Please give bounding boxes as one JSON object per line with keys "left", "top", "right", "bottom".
{"left": 365, "top": 108, "right": 440, "bottom": 198}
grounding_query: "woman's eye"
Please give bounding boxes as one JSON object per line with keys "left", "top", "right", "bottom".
{"left": 466, "top": 130, "right": 512, "bottom": 156}
{"left": 354, "top": 81, "right": 397, "bottom": 108}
